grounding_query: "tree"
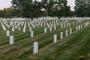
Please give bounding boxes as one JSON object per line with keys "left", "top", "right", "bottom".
{"left": 0, "top": 10, "right": 4, "bottom": 17}
{"left": 0, "top": 8, "right": 14, "bottom": 18}
{"left": 75, "top": 0, "right": 90, "bottom": 17}
{"left": 47, "top": 0, "right": 71, "bottom": 17}
{"left": 11, "top": 0, "right": 71, "bottom": 17}
{"left": 12, "top": 0, "right": 34, "bottom": 17}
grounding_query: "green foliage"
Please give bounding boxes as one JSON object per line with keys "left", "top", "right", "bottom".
{"left": 75, "top": 0, "right": 90, "bottom": 17}
{"left": 0, "top": 8, "right": 13, "bottom": 18}
{"left": 47, "top": 0, "right": 71, "bottom": 17}
{"left": 0, "top": 0, "right": 72, "bottom": 18}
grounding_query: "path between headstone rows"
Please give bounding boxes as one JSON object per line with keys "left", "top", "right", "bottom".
{"left": 0, "top": 28, "right": 74, "bottom": 59}
{"left": 0, "top": 38, "right": 31, "bottom": 54}
{"left": 50, "top": 26, "right": 90, "bottom": 59}
{"left": 0, "top": 25, "right": 85, "bottom": 58}
{"left": 1, "top": 26, "right": 67, "bottom": 54}
{"left": 18, "top": 34, "right": 57, "bottom": 57}
{"left": 0, "top": 23, "right": 84, "bottom": 58}
{"left": 0, "top": 26, "right": 56, "bottom": 45}
{"left": 55, "top": 31, "right": 90, "bottom": 60}
{"left": 0, "top": 24, "right": 84, "bottom": 50}
{"left": 0, "top": 28, "right": 65, "bottom": 56}
{"left": 0, "top": 33, "right": 47, "bottom": 54}
{"left": 28, "top": 26, "right": 90, "bottom": 60}
{"left": 0, "top": 28, "right": 47, "bottom": 52}
{"left": 29, "top": 37, "right": 84, "bottom": 60}
{"left": 48, "top": 38, "right": 88, "bottom": 60}
{"left": 16, "top": 26, "right": 78, "bottom": 55}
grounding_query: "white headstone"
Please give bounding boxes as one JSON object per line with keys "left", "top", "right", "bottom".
{"left": 40, "top": 23, "right": 43, "bottom": 27}
{"left": 6, "top": 30, "right": 10, "bottom": 37}
{"left": 73, "top": 21, "right": 75, "bottom": 26}
{"left": 44, "top": 27, "right": 47, "bottom": 33}
{"left": 70, "top": 28, "right": 72, "bottom": 34}
{"left": 9, "top": 35, "right": 14, "bottom": 45}
{"left": 33, "top": 42, "right": 39, "bottom": 54}
{"left": 50, "top": 27, "right": 52, "bottom": 31}
{"left": 54, "top": 24, "right": 56, "bottom": 30}
{"left": 65, "top": 30, "right": 68, "bottom": 37}
{"left": 80, "top": 25, "right": 82, "bottom": 29}
{"left": 23, "top": 27, "right": 26, "bottom": 32}
{"left": 64, "top": 22, "right": 66, "bottom": 28}
{"left": 54, "top": 34, "right": 57, "bottom": 43}
{"left": 67, "top": 22, "right": 69, "bottom": 27}
{"left": 60, "top": 32, "right": 63, "bottom": 40}
{"left": 23, "top": 22, "right": 26, "bottom": 32}
{"left": 29, "top": 27, "right": 32, "bottom": 31}
{"left": 78, "top": 25, "right": 81, "bottom": 30}
{"left": 12, "top": 27, "right": 14, "bottom": 31}
{"left": 69, "top": 23, "right": 71, "bottom": 27}
{"left": 76, "top": 26, "right": 78, "bottom": 31}
{"left": 31, "top": 30, "right": 34, "bottom": 38}
{"left": 61, "top": 24, "right": 63, "bottom": 28}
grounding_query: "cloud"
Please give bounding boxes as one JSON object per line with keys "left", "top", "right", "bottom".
{"left": 0, "top": 0, "right": 12, "bottom": 10}
{"left": 67, "top": 0, "right": 76, "bottom": 11}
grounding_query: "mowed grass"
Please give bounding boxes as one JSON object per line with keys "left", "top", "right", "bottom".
{"left": 0, "top": 21, "right": 90, "bottom": 60}
{"left": 36, "top": 26, "right": 90, "bottom": 60}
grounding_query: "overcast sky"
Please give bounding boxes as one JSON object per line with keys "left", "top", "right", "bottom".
{"left": 0, "top": 0, "right": 75, "bottom": 11}
{"left": 67, "top": 0, "right": 75, "bottom": 11}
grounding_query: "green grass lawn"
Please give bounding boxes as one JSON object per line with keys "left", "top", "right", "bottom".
{"left": 0, "top": 20, "right": 90, "bottom": 60}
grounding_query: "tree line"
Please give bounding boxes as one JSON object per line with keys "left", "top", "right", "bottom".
{"left": 0, "top": 0, "right": 90, "bottom": 18}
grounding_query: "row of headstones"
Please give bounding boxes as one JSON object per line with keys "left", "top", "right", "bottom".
{"left": 5, "top": 19, "right": 89, "bottom": 40}
{"left": 22, "top": 19, "right": 88, "bottom": 33}
{"left": 6, "top": 29, "right": 72, "bottom": 54}
{"left": 0, "top": 18, "right": 79, "bottom": 31}
{"left": 18, "top": 19, "right": 85, "bottom": 32}
{"left": 0, "top": 19, "right": 25, "bottom": 31}
{"left": 0, "top": 17, "right": 87, "bottom": 33}
{"left": 24, "top": 19, "right": 86, "bottom": 33}
{"left": 33, "top": 21, "right": 90, "bottom": 54}
{"left": 0, "top": 19, "right": 28, "bottom": 32}
{"left": 0, "top": 17, "right": 57, "bottom": 29}
{"left": 23, "top": 20, "right": 77, "bottom": 33}
{"left": 15, "top": 20, "right": 77, "bottom": 38}
{"left": 5, "top": 21, "right": 90, "bottom": 54}
{"left": 0, "top": 18, "right": 89, "bottom": 41}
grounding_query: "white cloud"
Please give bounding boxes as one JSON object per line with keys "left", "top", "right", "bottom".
{"left": 67, "top": 0, "right": 76, "bottom": 11}
{"left": 0, "top": 0, "right": 12, "bottom": 10}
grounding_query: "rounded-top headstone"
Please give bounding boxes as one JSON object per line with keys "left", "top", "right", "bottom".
{"left": 6, "top": 30, "right": 10, "bottom": 37}
{"left": 33, "top": 42, "right": 39, "bottom": 54}
{"left": 54, "top": 34, "right": 57, "bottom": 43}
{"left": 9, "top": 35, "right": 14, "bottom": 45}
{"left": 60, "top": 32, "right": 63, "bottom": 40}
